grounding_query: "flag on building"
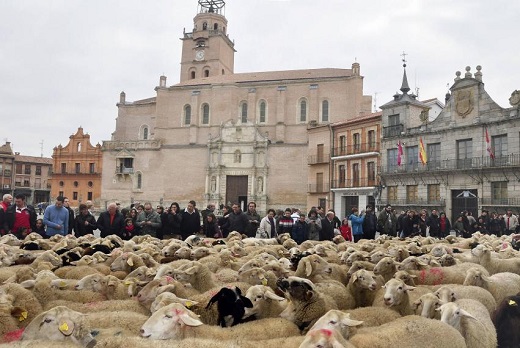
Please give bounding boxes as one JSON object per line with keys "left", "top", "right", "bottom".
{"left": 397, "top": 140, "right": 403, "bottom": 166}
{"left": 485, "top": 128, "right": 495, "bottom": 159}
{"left": 419, "top": 137, "right": 427, "bottom": 165}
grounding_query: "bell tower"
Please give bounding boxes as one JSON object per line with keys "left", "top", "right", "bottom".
{"left": 180, "top": 0, "right": 235, "bottom": 82}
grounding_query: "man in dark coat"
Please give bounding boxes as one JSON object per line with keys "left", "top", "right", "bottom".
{"left": 228, "top": 203, "right": 249, "bottom": 235}
{"left": 244, "top": 202, "right": 261, "bottom": 237}
{"left": 426, "top": 209, "right": 441, "bottom": 238}
{"left": 96, "top": 202, "right": 125, "bottom": 238}
{"left": 180, "top": 200, "right": 201, "bottom": 240}
{"left": 362, "top": 205, "right": 378, "bottom": 239}
{"left": 74, "top": 203, "right": 97, "bottom": 237}
{"left": 3, "top": 194, "right": 37, "bottom": 239}
{"left": 320, "top": 210, "right": 336, "bottom": 241}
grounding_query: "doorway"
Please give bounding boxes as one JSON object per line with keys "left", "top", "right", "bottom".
{"left": 226, "top": 175, "right": 248, "bottom": 208}
{"left": 451, "top": 189, "right": 478, "bottom": 223}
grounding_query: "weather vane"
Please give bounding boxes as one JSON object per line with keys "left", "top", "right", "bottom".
{"left": 401, "top": 51, "right": 408, "bottom": 67}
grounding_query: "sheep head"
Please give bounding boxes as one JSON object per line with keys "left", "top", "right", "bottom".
{"left": 141, "top": 303, "right": 203, "bottom": 340}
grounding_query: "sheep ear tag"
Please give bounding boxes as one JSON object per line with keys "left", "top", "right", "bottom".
{"left": 59, "top": 320, "right": 75, "bottom": 336}
{"left": 509, "top": 300, "right": 517, "bottom": 306}
{"left": 261, "top": 278, "right": 268, "bottom": 286}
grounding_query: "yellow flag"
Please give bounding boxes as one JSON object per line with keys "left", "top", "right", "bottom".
{"left": 419, "top": 137, "right": 427, "bottom": 165}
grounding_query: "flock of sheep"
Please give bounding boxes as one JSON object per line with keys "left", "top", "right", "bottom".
{"left": 0, "top": 230, "right": 519, "bottom": 347}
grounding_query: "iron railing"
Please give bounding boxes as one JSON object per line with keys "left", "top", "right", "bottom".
{"left": 331, "top": 142, "right": 380, "bottom": 157}
{"left": 331, "top": 178, "right": 377, "bottom": 189}
{"left": 308, "top": 183, "right": 330, "bottom": 193}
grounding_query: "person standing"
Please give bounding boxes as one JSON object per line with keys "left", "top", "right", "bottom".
{"left": 244, "top": 202, "right": 261, "bottom": 237}
{"left": 180, "top": 200, "right": 201, "bottom": 239}
{"left": 349, "top": 208, "right": 365, "bottom": 243}
{"left": 257, "top": 209, "right": 278, "bottom": 239}
{"left": 96, "top": 202, "right": 125, "bottom": 238}
{"left": 218, "top": 205, "right": 231, "bottom": 238}
{"left": 3, "top": 194, "right": 37, "bottom": 239}
{"left": 377, "top": 204, "right": 397, "bottom": 236}
{"left": 320, "top": 210, "right": 336, "bottom": 241}
{"left": 74, "top": 203, "right": 97, "bottom": 237}
{"left": 439, "top": 212, "right": 452, "bottom": 238}
{"left": 156, "top": 205, "right": 166, "bottom": 240}
{"left": 503, "top": 209, "right": 518, "bottom": 235}
{"left": 291, "top": 213, "right": 309, "bottom": 244}
{"left": 426, "top": 209, "right": 440, "bottom": 238}
{"left": 164, "top": 202, "right": 182, "bottom": 239}
{"left": 362, "top": 205, "right": 377, "bottom": 240}
{"left": 339, "top": 218, "right": 352, "bottom": 242}
{"left": 0, "top": 194, "right": 13, "bottom": 235}
{"left": 306, "top": 209, "right": 322, "bottom": 241}
{"left": 136, "top": 202, "right": 162, "bottom": 238}
{"left": 277, "top": 208, "right": 294, "bottom": 236}
{"left": 201, "top": 203, "right": 215, "bottom": 232}
{"left": 43, "top": 196, "right": 69, "bottom": 237}
{"left": 63, "top": 197, "right": 75, "bottom": 235}
{"left": 227, "top": 203, "right": 249, "bottom": 235}
{"left": 202, "top": 213, "right": 221, "bottom": 238}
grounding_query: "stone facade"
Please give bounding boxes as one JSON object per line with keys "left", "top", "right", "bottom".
{"left": 380, "top": 65, "right": 520, "bottom": 222}
{"left": 0, "top": 142, "right": 15, "bottom": 198}
{"left": 101, "top": 2, "right": 372, "bottom": 214}
{"left": 51, "top": 127, "right": 103, "bottom": 208}
{"left": 13, "top": 154, "right": 52, "bottom": 205}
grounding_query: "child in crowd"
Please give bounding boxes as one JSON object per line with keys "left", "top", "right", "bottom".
{"left": 123, "top": 218, "right": 136, "bottom": 240}
{"left": 203, "top": 213, "right": 222, "bottom": 238}
{"left": 340, "top": 218, "right": 352, "bottom": 242}
{"left": 34, "top": 218, "right": 46, "bottom": 237}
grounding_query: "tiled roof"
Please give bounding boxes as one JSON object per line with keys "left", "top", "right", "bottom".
{"left": 174, "top": 68, "right": 353, "bottom": 87}
{"left": 15, "top": 155, "right": 53, "bottom": 165}
{"left": 0, "top": 143, "right": 14, "bottom": 155}
{"left": 331, "top": 111, "right": 382, "bottom": 127}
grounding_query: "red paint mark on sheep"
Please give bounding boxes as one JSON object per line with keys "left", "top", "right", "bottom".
{"left": 3, "top": 328, "right": 24, "bottom": 342}
{"left": 419, "top": 268, "right": 444, "bottom": 285}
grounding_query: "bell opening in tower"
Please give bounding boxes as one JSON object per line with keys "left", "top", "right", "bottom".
{"left": 198, "top": 0, "right": 226, "bottom": 16}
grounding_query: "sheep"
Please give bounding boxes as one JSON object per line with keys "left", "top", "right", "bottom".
{"left": 372, "top": 256, "right": 398, "bottom": 282}
{"left": 83, "top": 310, "right": 149, "bottom": 334}
{"left": 43, "top": 299, "right": 150, "bottom": 315}
{"left": 294, "top": 254, "right": 347, "bottom": 285}
{"left": 402, "top": 262, "right": 489, "bottom": 285}
{"left": 434, "top": 284, "right": 497, "bottom": 315}
{"left": 345, "top": 260, "right": 375, "bottom": 281}
{"left": 139, "top": 303, "right": 300, "bottom": 341}
{"left": 463, "top": 267, "right": 520, "bottom": 306}
{"left": 243, "top": 285, "right": 287, "bottom": 319}
{"left": 277, "top": 276, "right": 338, "bottom": 332}
{"left": 300, "top": 328, "right": 356, "bottom": 348}
{"left": 438, "top": 299, "right": 497, "bottom": 348}
{"left": 492, "top": 294, "right": 520, "bottom": 348}
{"left": 472, "top": 244, "right": 520, "bottom": 275}
{"left": 412, "top": 292, "right": 443, "bottom": 319}
{"left": 0, "top": 290, "right": 29, "bottom": 337}
{"left": 305, "top": 309, "right": 363, "bottom": 342}
{"left": 109, "top": 252, "right": 146, "bottom": 273}
{"left": 345, "top": 306, "right": 401, "bottom": 327}
{"left": 348, "top": 315, "right": 467, "bottom": 348}
{"left": 0, "top": 283, "right": 43, "bottom": 327}
{"left": 346, "top": 269, "right": 383, "bottom": 308}
{"left": 393, "top": 270, "right": 418, "bottom": 286}
{"left": 20, "top": 306, "right": 97, "bottom": 348}
{"left": 238, "top": 267, "right": 277, "bottom": 290}
{"left": 74, "top": 273, "right": 134, "bottom": 300}
{"left": 150, "top": 292, "right": 199, "bottom": 313}
{"left": 373, "top": 278, "right": 416, "bottom": 315}
{"left": 206, "top": 286, "right": 253, "bottom": 327}
{"left": 171, "top": 261, "right": 219, "bottom": 293}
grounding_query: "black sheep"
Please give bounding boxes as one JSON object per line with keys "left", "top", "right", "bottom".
{"left": 493, "top": 294, "right": 520, "bottom": 348}
{"left": 206, "top": 286, "right": 253, "bottom": 327}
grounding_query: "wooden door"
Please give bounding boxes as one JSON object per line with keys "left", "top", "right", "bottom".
{"left": 226, "top": 175, "right": 248, "bottom": 207}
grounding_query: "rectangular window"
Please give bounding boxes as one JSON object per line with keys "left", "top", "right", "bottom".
{"left": 322, "top": 100, "right": 329, "bottom": 122}
{"left": 16, "top": 163, "right": 22, "bottom": 174}
{"left": 352, "top": 163, "right": 360, "bottom": 187}
{"left": 491, "top": 181, "right": 508, "bottom": 205}
{"left": 353, "top": 133, "right": 361, "bottom": 152}
{"left": 388, "top": 114, "right": 400, "bottom": 126}
{"left": 73, "top": 192, "right": 78, "bottom": 200}
{"left": 119, "top": 158, "right": 133, "bottom": 174}
{"left": 427, "top": 143, "right": 441, "bottom": 169}
{"left": 316, "top": 172, "right": 324, "bottom": 192}
{"left": 241, "top": 103, "right": 248, "bottom": 123}
{"left": 15, "top": 177, "right": 22, "bottom": 186}
{"left": 61, "top": 163, "right": 67, "bottom": 174}
{"left": 3, "top": 164, "right": 11, "bottom": 177}
{"left": 338, "top": 165, "right": 345, "bottom": 188}
{"left": 59, "top": 191, "right": 64, "bottom": 197}
{"left": 457, "top": 139, "right": 473, "bottom": 169}
{"left": 406, "top": 185, "right": 418, "bottom": 203}
{"left": 492, "top": 134, "right": 508, "bottom": 166}
{"left": 23, "top": 178, "right": 30, "bottom": 187}
{"left": 35, "top": 165, "right": 42, "bottom": 176}
{"left": 24, "top": 165, "right": 31, "bottom": 175}
{"left": 367, "top": 162, "right": 376, "bottom": 184}
{"left": 317, "top": 144, "right": 324, "bottom": 163}
{"left": 87, "top": 192, "right": 93, "bottom": 200}
{"left": 89, "top": 163, "right": 95, "bottom": 174}
{"left": 388, "top": 186, "right": 398, "bottom": 201}
{"left": 406, "top": 146, "right": 419, "bottom": 171}
{"left": 75, "top": 163, "right": 81, "bottom": 174}
{"left": 428, "top": 184, "right": 441, "bottom": 202}
{"left": 202, "top": 105, "right": 210, "bottom": 124}
{"left": 300, "top": 101, "right": 307, "bottom": 122}
{"left": 35, "top": 177, "right": 41, "bottom": 189}
{"left": 387, "top": 148, "right": 398, "bottom": 172}
{"left": 368, "top": 130, "right": 376, "bottom": 149}
{"left": 339, "top": 135, "right": 346, "bottom": 155}
{"left": 259, "top": 102, "right": 266, "bottom": 123}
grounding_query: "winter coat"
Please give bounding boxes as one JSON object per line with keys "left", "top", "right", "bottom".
{"left": 349, "top": 214, "right": 365, "bottom": 236}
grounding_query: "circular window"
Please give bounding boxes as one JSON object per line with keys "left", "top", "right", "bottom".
{"left": 74, "top": 181, "right": 79, "bottom": 187}
{"left": 88, "top": 181, "right": 93, "bottom": 188}
{"left": 59, "top": 181, "right": 64, "bottom": 187}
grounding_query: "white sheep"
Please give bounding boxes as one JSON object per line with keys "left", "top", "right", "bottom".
{"left": 434, "top": 284, "right": 497, "bottom": 315}
{"left": 438, "top": 299, "right": 497, "bottom": 348}
{"left": 372, "top": 278, "right": 416, "bottom": 315}
{"left": 463, "top": 267, "right": 520, "bottom": 305}
{"left": 472, "top": 244, "right": 520, "bottom": 275}
{"left": 243, "top": 285, "right": 288, "bottom": 319}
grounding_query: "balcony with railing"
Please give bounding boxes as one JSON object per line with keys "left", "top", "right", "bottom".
{"left": 115, "top": 167, "right": 134, "bottom": 175}
{"left": 481, "top": 197, "right": 520, "bottom": 206}
{"left": 331, "top": 142, "right": 380, "bottom": 157}
{"left": 383, "top": 124, "right": 404, "bottom": 138}
{"left": 308, "top": 153, "right": 330, "bottom": 165}
{"left": 381, "top": 198, "right": 446, "bottom": 207}
{"left": 331, "top": 177, "right": 377, "bottom": 189}
{"left": 380, "top": 154, "right": 520, "bottom": 175}
{"left": 308, "top": 183, "right": 330, "bottom": 193}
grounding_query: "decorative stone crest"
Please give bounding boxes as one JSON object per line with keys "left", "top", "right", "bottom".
{"left": 455, "top": 90, "right": 473, "bottom": 118}
{"left": 509, "top": 90, "right": 520, "bottom": 106}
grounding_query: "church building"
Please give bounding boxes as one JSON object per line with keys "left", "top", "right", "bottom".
{"left": 101, "top": 0, "right": 373, "bottom": 213}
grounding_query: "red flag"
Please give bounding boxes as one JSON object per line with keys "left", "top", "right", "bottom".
{"left": 485, "top": 128, "right": 495, "bottom": 159}
{"left": 397, "top": 141, "right": 403, "bottom": 166}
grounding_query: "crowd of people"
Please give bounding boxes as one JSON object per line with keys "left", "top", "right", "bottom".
{"left": 1, "top": 193, "right": 520, "bottom": 247}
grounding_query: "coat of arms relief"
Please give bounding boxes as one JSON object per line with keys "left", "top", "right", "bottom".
{"left": 455, "top": 90, "right": 473, "bottom": 118}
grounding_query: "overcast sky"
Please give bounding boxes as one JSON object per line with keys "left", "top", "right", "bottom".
{"left": 1, "top": 0, "right": 518, "bottom": 158}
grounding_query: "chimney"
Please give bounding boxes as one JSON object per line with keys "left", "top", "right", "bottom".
{"left": 119, "top": 91, "right": 126, "bottom": 104}
{"left": 160, "top": 75, "right": 167, "bottom": 87}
